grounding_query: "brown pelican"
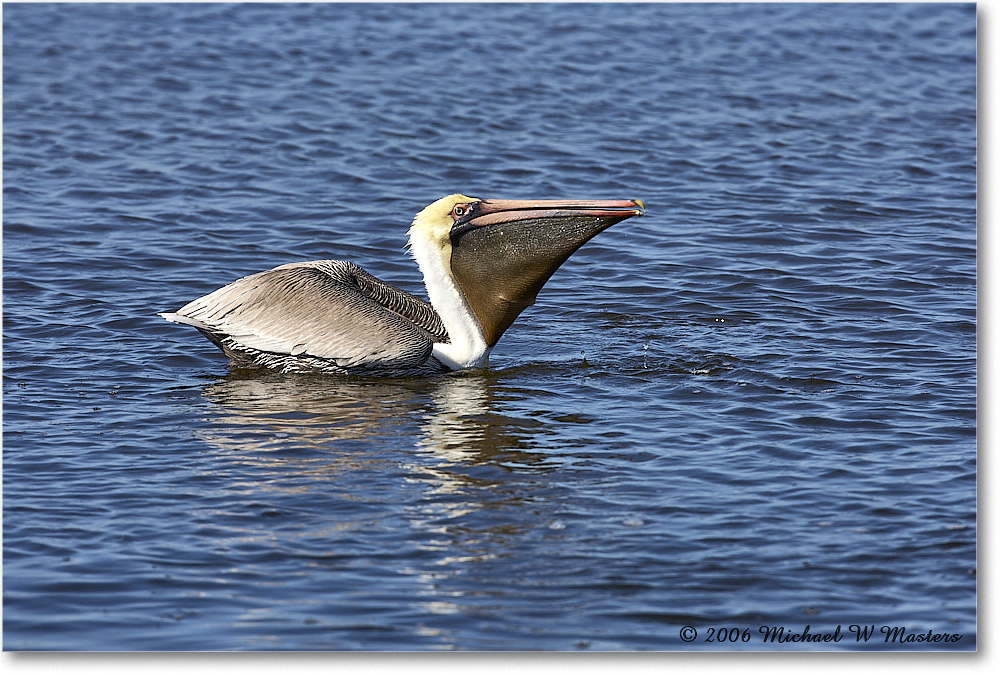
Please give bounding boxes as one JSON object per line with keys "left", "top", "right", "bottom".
{"left": 160, "top": 194, "right": 645, "bottom": 376}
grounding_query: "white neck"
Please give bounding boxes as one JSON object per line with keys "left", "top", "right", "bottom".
{"left": 408, "top": 234, "right": 491, "bottom": 371}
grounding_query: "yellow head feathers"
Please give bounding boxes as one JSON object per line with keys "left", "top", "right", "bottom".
{"left": 408, "top": 194, "right": 479, "bottom": 245}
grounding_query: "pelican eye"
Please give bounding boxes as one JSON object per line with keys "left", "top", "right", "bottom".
{"left": 452, "top": 204, "right": 470, "bottom": 218}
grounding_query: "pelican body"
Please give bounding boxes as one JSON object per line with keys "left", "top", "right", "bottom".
{"left": 161, "top": 194, "right": 644, "bottom": 376}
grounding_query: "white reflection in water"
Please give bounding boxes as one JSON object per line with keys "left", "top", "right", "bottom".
{"left": 197, "top": 371, "right": 550, "bottom": 468}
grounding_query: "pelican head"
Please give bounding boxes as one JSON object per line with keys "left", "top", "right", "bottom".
{"left": 408, "top": 194, "right": 644, "bottom": 367}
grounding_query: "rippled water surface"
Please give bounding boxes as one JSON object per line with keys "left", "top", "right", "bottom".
{"left": 3, "top": 3, "right": 976, "bottom": 651}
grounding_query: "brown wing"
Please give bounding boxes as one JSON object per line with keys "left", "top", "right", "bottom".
{"left": 162, "top": 260, "right": 448, "bottom": 371}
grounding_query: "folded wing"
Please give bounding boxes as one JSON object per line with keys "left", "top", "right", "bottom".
{"left": 161, "top": 260, "right": 448, "bottom": 373}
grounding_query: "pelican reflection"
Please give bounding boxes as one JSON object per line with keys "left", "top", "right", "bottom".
{"left": 196, "top": 371, "right": 554, "bottom": 479}
{"left": 195, "top": 370, "right": 566, "bottom": 638}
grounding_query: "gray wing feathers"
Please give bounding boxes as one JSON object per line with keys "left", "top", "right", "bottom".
{"left": 168, "top": 260, "right": 446, "bottom": 370}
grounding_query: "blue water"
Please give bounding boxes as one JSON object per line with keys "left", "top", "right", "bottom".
{"left": 3, "top": 2, "right": 976, "bottom": 651}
